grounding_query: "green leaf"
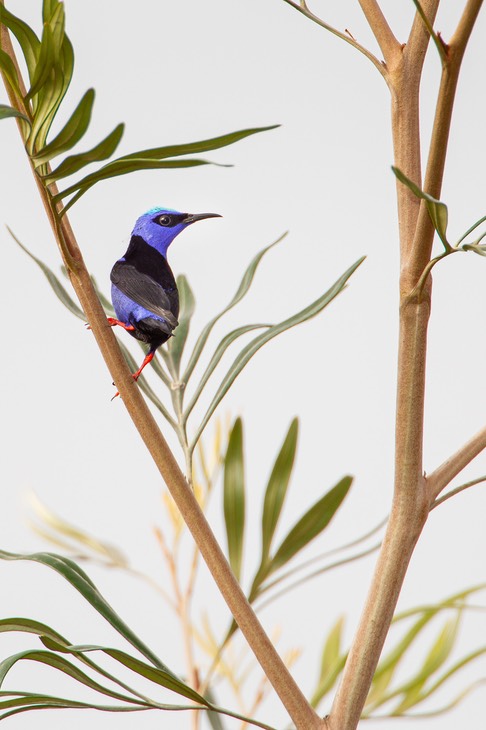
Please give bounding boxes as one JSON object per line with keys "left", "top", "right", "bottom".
{"left": 0, "top": 104, "right": 30, "bottom": 125}
{"left": 223, "top": 419, "right": 245, "bottom": 581}
{"left": 261, "top": 419, "right": 298, "bottom": 562}
{"left": 0, "top": 6, "right": 40, "bottom": 83}
{"left": 0, "top": 649, "right": 140, "bottom": 705}
{"left": 310, "top": 616, "right": 346, "bottom": 707}
{"left": 26, "top": 23, "right": 55, "bottom": 100}
{"left": 270, "top": 476, "right": 352, "bottom": 573}
{"left": 29, "top": 34, "right": 74, "bottom": 151}
{"left": 54, "top": 157, "right": 215, "bottom": 213}
{"left": 167, "top": 275, "right": 196, "bottom": 377}
{"left": 183, "top": 233, "right": 287, "bottom": 384}
{"left": 184, "top": 323, "right": 271, "bottom": 420}
{"left": 0, "top": 550, "right": 173, "bottom": 674}
{"left": 7, "top": 227, "right": 85, "bottom": 319}
{"left": 33, "top": 88, "right": 95, "bottom": 164}
{"left": 192, "top": 257, "right": 365, "bottom": 448}
{"left": 0, "top": 48, "right": 22, "bottom": 97}
{"left": 120, "top": 125, "right": 279, "bottom": 162}
{"left": 392, "top": 166, "right": 449, "bottom": 249}
{"left": 44, "top": 123, "right": 125, "bottom": 182}
{"left": 43, "top": 0, "right": 62, "bottom": 23}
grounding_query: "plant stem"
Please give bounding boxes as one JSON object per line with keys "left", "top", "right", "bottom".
{"left": 0, "top": 15, "right": 323, "bottom": 730}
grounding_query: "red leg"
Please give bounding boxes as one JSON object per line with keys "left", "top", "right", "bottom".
{"left": 107, "top": 317, "right": 135, "bottom": 332}
{"left": 86, "top": 317, "right": 135, "bottom": 332}
{"left": 112, "top": 348, "right": 156, "bottom": 399}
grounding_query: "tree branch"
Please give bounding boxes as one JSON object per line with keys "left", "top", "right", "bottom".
{"left": 0, "top": 16, "right": 323, "bottom": 730}
{"left": 282, "top": 0, "right": 387, "bottom": 79}
{"left": 357, "top": 0, "right": 401, "bottom": 67}
{"left": 427, "top": 426, "right": 486, "bottom": 502}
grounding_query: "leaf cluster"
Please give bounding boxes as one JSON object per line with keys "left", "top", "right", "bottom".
{"left": 0, "top": 1, "right": 276, "bottom": 214}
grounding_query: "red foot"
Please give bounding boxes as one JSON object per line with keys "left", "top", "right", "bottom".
{"left": 107, "top": 317, "right": 135, "bottom": 332}
{"left": 111, "top": 350, "right": 156, "bottom": 400}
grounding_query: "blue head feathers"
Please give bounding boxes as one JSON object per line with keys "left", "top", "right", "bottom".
{"left": 131, "top": 207, "right": 221, "bottom": 258}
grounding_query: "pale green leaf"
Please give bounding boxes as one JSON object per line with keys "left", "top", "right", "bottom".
{"left": 192, "top": 257, "right": 365, "bottom": 448}
{"left": 392, "top": 166, "right": 449, "bottom": 248}
{"left": 44, "top": 123, "right": 125, "bottom": 182}
{"left": 0, "top": 104, "right": 30, "bottom": 125}
{"left": 167, "top": 275, "right": 196, "bottom": 377}
{"left": 183, "top": 233, "right": 287, "bottom": 384}
{"left": 310, "top": 616, "right": 346, "bottom": 707}
{"left": 33, "top": 88, "right": 95, "bottom": 164}
{"left": 223, "top": 419, "right": 245, "bottom": 581}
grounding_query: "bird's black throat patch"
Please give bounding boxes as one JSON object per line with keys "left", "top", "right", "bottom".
{"left": 122, "top": 235, "right": 177, "bottom": 291}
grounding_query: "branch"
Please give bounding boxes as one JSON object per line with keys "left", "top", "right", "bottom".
{"left": 430, "top": 475, "right": 486, "bottom": 510}
{"left": 427, "top": 426, "right": 486, "bottom": 502}
{"left": 0, "top": 17, "right": 323, "bottom": 730}
{"left": 409, "top": 0, "right": 483, "bottom": 279}
{"left": 282, "top": 0, "right": 388, "bottom": 79}
{"left": 357, "top": 0, "right": 401, "bottom": 67}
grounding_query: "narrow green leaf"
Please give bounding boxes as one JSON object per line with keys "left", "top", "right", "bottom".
{"left": 261, "top": 419, "right": 298, "bottom": 561}
{"left": 223, "top": 419, "right": 245, "bottom": 581}
{"left": 456, "top": 214, "right": 486, "bottom": 246}
{"left": 7, "top": 227, "right": 85, "bottom": 319}
{"left": 392, "top": 166, "right": 449, "bottom": 248}
{"left": 0, "top": 692, "right": 149, "bottom": 714}
{"left": 310, "top": 616, "right": 346, "bottom": 707}
{"left": 270, "top": 476, "right": 352, "bottom": 573}
{"left": 54, "top": 157, "right": 214, "bottom": 211}
{"left": 47, "top": 2, "right": 65, "bottom": 60}
{"left": 0, "top": 649, "right": 140, "bottom": 705}
{"left": 0, "top": 48, "right": 22, "bottom": 97}
{"left": 0, "top": 617, "right": 69, "bottom": 645}
{"left": 33, "top": 88, "right": 95, "bottom": 164}
{"left": 120, "top": 125, "right": 279, "bottom": 162}
{"left": 184, "top": 323, "right": 271, "bottom": 420}
{"left": 0, "top": 6, "right": 40, "bottom": 83}
{"left": 43, "top": 0, "right": 62, "bottom": 23}
{"left": 29, "top": 35, "right": 74, "bottom": 151}
{"left": 192, "top": 257, "right": 365, "bottom": 448}
{"left": 0, "top": 550, "right": 172, "bottom": 673}
{"left": 44, "top": 123, "right": 125, "bottom": 182}
{"left": 167, "top": 275, "right": 196, "bottom": 377}
{"left": 26, "top": 23, "right": 55, "bottom": 100}
{"left": 183, "top": 233, "right": 287, "bottom": 384}
{"left": 0, "top": 104, "right": 30, "bottom": 125}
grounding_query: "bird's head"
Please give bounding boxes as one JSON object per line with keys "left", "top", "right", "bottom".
{"left": 132, "top": 207, "right": 221, "bottom": 258}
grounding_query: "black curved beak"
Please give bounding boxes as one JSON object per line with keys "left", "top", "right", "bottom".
{"left": 183, "top": 212, "right": 222, "bottom": 225}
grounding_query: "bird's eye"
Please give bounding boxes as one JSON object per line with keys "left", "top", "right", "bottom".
{"left": 158, "top": 214, "right": 172, "bottom": 226}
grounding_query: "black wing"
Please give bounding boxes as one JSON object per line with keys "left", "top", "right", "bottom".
{"left": 111, "top": 234, "right": 179, "bottom": 328}
{"left": 111, "top": 261, "right": 179, "bottom": 328}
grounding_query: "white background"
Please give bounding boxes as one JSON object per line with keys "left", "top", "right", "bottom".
{"left": 0, "top": 1, "right": 485, "bottom": 728}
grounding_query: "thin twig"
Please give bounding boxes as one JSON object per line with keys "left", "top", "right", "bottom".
{"left": 427, "top": 426, "right": 486, "bottom": 502}
{"left": 282, "top": 0, "right": 387, "bottom": 79}
{"left": 430, "top": 475, "right": 486, "bottom": 510}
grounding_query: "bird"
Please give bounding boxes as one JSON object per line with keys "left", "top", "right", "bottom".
{"left": 109, "top": 206, "right": 221, "bottom": 394}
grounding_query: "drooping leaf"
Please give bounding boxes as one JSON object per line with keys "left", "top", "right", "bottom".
{"left": 223, "top": 419, "right": 245, "bottom": 581}
{"left": 44, "top": 123, "right": 125, "bottom": 182}
{"left": 0, "top": 104, "right": 30, "bottom": 125}
{"left": 0, "top": 550, "right": 172, "bottom": 673}
{"left": 261, "top": 419, "right": 298, "bottom": 562}
{"left": 7, "top": 227, "right": 85, "bottom": 319}
{"left": 167, "top": 275, "right": 196, "bottom": 377}
{"left": 192, "top": 257, "right": 365, "bottom": 448}
{"left": 270, "top": 476, "right": 352, "bottom": 573}
{"left": 120, "top": 125, "right": 279, "bottom": 162}
{"left": 33, "top": 88, "right": 95, "bottom": 164}
{"left": 54, "top": 158, "right": 215, "bottom": 214}
{"left": 183, "top": 233, "right": 287, "bottom": 384}
{"left": 392, "top": 166, "right": 449, "bottom": 249}
{"left": 0, "top": 6, "right": 40, "bottom": 83}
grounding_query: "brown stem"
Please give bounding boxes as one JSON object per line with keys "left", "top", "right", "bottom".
{"left": 328, "top": 1, "right": 486, "bottom": 728}
{"left": 0, "top": 16, "right": 323, "bottom": 730}
{"left": 357, "top": 0, "right": 401, "bottom": 66}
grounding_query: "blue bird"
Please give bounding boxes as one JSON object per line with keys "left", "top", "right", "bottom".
{"left": 109, "top": 207, "right": 221, "bottom": 392}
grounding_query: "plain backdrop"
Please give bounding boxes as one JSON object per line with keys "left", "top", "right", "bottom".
{"left": 1, "top": 1, "right": 485, "bottom": 728}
